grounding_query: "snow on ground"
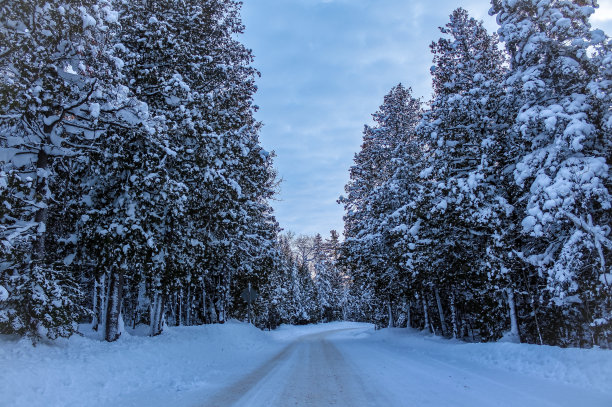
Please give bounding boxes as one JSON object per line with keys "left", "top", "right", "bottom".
{"left": 0, "top": 321, "right": 284, "bottom": 407}
{"left": 1, "top": 321, "right": 611, "bottom": 407}
{"left": 329, "top": 327, "right": 612, "bottom": 406}
{"left": 331, "top": 327, "right": 612, "bottom": 394}
{"left": 269, "top": 321, "right": 367, "bottom": 342}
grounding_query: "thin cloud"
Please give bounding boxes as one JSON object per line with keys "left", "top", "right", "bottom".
{"left": 242, "top": 0, "right": 611, "bottom": 237}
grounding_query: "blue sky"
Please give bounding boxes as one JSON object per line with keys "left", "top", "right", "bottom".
{"left": 241, "top": 0, "right": 612, "bottom": 238}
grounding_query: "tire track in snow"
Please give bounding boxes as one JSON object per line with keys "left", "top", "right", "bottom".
{"left": 201, "top": 328, "right": 386, "bottom": 407}
{"left": 200, "top": 340, "right": 296, "bottom": 406}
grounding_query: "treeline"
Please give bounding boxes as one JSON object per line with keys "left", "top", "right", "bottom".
{"left": 341, "top": 4, "right": 611, "bottom": 348}
{"left": 256, "top": 231, "right": 351, "bottom": 329}
{"left": 0, "top": 0, "right": 283, "bottom": 342}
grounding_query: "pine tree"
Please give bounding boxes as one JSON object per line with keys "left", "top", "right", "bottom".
{"left": 412, "top": 8, "right": 510, "bottom": 340}
{"left": 104, "top": 0, "right": 277, "bottom": 335}
{"left": 341, "top": 84, "right": 421, "bottom": 328}
{"left": 490, "top": 0, "right": 611, "bottom": 346}
{"left": 313, "top": 232, "right": 344, "bottom": 321}
{"left": 0, "top": 0, "right": 125, "bottom": 341}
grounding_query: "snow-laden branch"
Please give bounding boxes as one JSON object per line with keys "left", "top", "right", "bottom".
{"left": 563, "top": 211, "right": 612, "bottom": 250}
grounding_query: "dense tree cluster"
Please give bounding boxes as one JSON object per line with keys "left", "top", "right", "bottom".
{"left": 341, "top": 3, "right": 611, "bottom": 348}
{"left": 255, "top": 231, "right": 349, "bottom": 329}
{"left": 0, "top": 0, "right": 280, "bottom": 342}
{"left": 1, "top": 0, "right": 609, "bottom": 352}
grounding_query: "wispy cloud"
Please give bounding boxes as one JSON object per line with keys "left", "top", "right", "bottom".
{"left": 242, "top": 0, "right": 612, "bottom": 237}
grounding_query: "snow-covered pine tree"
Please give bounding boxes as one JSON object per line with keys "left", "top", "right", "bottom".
{"left": 342, "top": 84, "right": 419, "bottom": 236}
{"left": 490, "top": 0, "right": 611, "bottom": 346}
{"left": 413, "top": 8, "right": 510, "bottom": 340}
{"left": 80, "top": 121, "right": 185, "bottom": 341}
{"left": 114, "top": 0, "right": 277, "bottom": 332}
{"left": 313, "top": 234, "right": 338, "bottom": 322}
{"left": 255, "top": 242, "right": 288, "bottom": 329}
{"left": 313, "top": 233, "right": 342, "bottom": 321}
{"left": 0, "top": 0, "right": 126, "bottom": 341}
{"left": 340, "top": 84, "right": 421, "bottom": 328}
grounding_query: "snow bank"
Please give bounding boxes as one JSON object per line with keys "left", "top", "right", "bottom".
{"left": 347, "top": 327, "right": 612, "bottom": 395}
{"left": 0, "top": 321, "right": 282, "bottom": 407}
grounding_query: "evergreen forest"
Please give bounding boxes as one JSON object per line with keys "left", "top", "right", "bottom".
{"left": 1, "top": 0, "right": 610, "bottom": 350}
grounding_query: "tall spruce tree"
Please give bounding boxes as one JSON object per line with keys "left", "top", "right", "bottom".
{"left": 490, "top": 0, "right": 611, "bottom": 346}
{"left": 341, "top": 84, "right": 421, "bottom": 328}
{"left": 1, "top": 0, "right": 280, "bottom": 343}
{"left": 0, "top": 0, "right": 127, "bottom": 341}
{"left": 81, "top": 0, "right": 278, "bottom": 338}
{"left": 414, "top": 8, "right": 510, "bottom": 340}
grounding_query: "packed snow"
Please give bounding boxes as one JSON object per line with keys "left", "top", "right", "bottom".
{"left": 2, "top": 322, "right": 611, "bottom": 406}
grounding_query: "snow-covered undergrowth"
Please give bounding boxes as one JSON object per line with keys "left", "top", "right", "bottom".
{"left": 2, "top": 322, "right": 611, "bottom": 407}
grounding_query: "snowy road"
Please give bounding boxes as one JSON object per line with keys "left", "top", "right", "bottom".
{"left": 203, "top": 329, "right": 384, "bottom": 406}
{"left": 3, "top": 322, "right": 611, "bottom": 407}
{"left": 201, "top": 325, "right": 612, "bottom": 407}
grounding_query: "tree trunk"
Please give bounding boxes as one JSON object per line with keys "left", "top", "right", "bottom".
{"left": 247, "top": 282, "right": 252, "bottom": 324}
{"left": 105, "top": 269, "right": 124, "bottom": 342}
{"left": 468, "top": 319, "right": 475, "bottom": 341}
{"left": 450, "top": 291, "right": 458, "bottom": 339}
{"left": 92, "top": 273, "right": 105, "bottom": 331}
{"left": 422, "top": 292, "right": 431, "bottom": 333}
{"left": 507, "top": 287, "right": 520, "bottom": 342}
{"left": 202, "top": 285, "right": 208, "bottom": 324}
{"left": 171, "top": 292, "right": 176, "bottom": 326}
{"left": 387, "top": 300, "right": 394, "bottom": 328}
{"left": 407, "top": 301, "right": 412, "bottom": 328}
{"left": 218, "top": 298, "right": 225, "bottom": 323}
{"left": 434, "top": 286, "right": 448, "bottom": 336}
{"left": 178, "top": 289, "right": 183, "bottom": 326}
{"left": 209, "top": 300, "right": 217, "bottom": 324}
{"left": 404, "top": 298, "right": 411, "bottom": 328}
{"left": 186, "top": 286, "right": 191, "bottom": 326}
{"left": 33, "top": 149, "right": 49, "bottom": 261}
{"left": 149, "top": 292, "right": 165, "bottom": 336}
{"left": 531, "top": 295, "right": 543, "bottom": 345}
{"left": 133, "top": 281, "right": 144, "bottom": 329}
{"left": 92, "top": 278, "right": 98, "bottom": 330}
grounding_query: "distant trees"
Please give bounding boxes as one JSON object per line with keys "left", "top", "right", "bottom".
{"left": 341, "top": 4, "right": 611, "bottom": 348}
{"left": 255, "top": 231, "right": 348, "bottom": 328}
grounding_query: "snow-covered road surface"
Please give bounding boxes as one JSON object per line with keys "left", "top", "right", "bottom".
{"left": 202, "top": 325, "right": 612, "bottom": 407}
{"left": 2, "top": 321, "right": 611, "bottom": 406}
{"left": 204, "top": 329, "right": 384, "bottom": 406}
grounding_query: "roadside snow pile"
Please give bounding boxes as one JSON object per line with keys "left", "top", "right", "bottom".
{"left": 461, "top": 338, "right": 612, "bottom": 393}
{"left": 0, "top": 321, "right": 283, "bottom": 407}
{"left": 355, "top": 328, "right": 612, "bottom": 395}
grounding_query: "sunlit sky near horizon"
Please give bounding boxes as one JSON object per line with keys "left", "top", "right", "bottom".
{"left": 242, "top": 0, "right": 612, "bottom": 239}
